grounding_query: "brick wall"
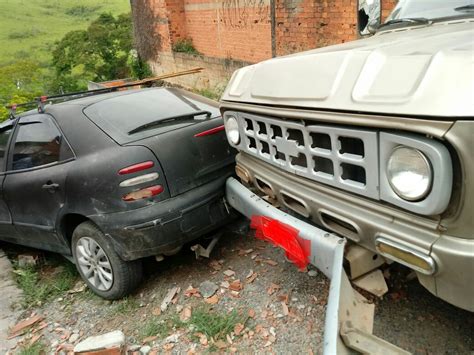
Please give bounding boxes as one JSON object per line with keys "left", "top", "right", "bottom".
{"left": 184, "top": 0, "right": 272, "bottom": 63}
{"left": 131, "top": 0, "right": 397, "bottom": 89}
{"left": 275, "top": 0, "right": 398, "bottom": 56}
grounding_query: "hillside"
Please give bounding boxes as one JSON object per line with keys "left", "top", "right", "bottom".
{"left": 0, "top": 0, "right": 130, "bottom": 65}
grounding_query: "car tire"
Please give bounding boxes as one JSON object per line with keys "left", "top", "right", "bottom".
{"left": 71, "top": 221, "right": 142, "bottom": 300}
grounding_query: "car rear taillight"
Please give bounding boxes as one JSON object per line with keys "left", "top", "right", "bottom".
{"left": 119, "top": 172, "right": 159, "bottom": 187}
{"left": 122, "top": 185, "right": 164, "bottom": 201}
{"left": 118, "top": 161, "right": 154, "bottom": 175}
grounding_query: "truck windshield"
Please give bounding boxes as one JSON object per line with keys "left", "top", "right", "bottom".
{"left": 386, "top": 0, "right": 474, "bottom": 23}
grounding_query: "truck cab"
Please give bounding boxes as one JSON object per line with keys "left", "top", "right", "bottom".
{"left": 221, "top": 0, "right": 473, "bottom": 352}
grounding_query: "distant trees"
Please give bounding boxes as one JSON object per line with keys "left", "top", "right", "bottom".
{"left": 51, "top": 13, "right": 150, "bottom": 92}
{"left": 0, "top": 60, "right": 47, "bottom": 120}
{"left": 0, "top": 12, "right": 151, "bottom": 121}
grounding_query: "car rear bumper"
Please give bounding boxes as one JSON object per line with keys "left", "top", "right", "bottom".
{"left": 89, "top": 176, "right": 234, "bottom": 260}
{"left": 225, "top": 177, "right": 410, "bottom": 354}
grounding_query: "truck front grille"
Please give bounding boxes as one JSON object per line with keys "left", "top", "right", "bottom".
{"left": 237, "top": 113, "right": 379, "bottom": 199}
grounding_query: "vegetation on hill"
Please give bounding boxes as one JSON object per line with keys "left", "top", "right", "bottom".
{"left": 0, "top": 0, "right": 151, "bottom": 121}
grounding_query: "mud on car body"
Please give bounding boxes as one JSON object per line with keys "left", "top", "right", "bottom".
{"left": 0, "top": 87, "right": 235, "bottom": 299}
{"left": 221, "top": 0, "right": 473, "bottom": 353}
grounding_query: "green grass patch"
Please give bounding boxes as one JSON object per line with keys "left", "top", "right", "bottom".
{"left": 17, "top": 341, "right": 47, "bottom": 355}
{"left": 189, "top": 307, "right": 247, "bottom": 340}
{"left": 172, "top": 38, "right": 199, "bottom": 54}
{"left": 110, "top": 296, "right": 140, "bottom": 315}
{"left": 138, "top": 314, "right": 186, "bottom": 340}
{"left": 8, "top": 28, "right": 44, "bottom": 40}
{"left": 139, "top": 317, "right": 171, "bottom": 339}
{"left": 65, "top": 5, "right": 101, "bottom": 17}
{"left": 14, "top": 260, "right": 78, "bottom": 308}
{"left": 0, "top": 0, "right": 130, "bottom": 65}
{"left": 194, "top": 88, "right": 222, "bottom": 101}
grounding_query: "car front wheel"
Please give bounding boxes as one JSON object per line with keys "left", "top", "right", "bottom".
{"left": 72, "top": 221, "right": 142, "bottom": 299}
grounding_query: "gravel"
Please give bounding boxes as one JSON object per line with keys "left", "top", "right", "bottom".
{"left": 2, "top": 221, "right": 473, "bottom": 354}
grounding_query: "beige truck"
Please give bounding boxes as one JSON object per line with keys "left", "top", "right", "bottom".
{"left": 221, "top": 0, "right": 473, "bottom": 353}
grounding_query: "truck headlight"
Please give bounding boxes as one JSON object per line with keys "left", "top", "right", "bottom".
{"left": 387, "top": 146, "right": 432, "bottom": 201}
{"left": 225, "top": 116, "right": 240, "bottom": 145}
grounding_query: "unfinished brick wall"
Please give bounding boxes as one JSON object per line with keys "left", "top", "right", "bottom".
{"left": 132, "top": 0, "right": 272, "bottom": 63}
{"left": 184, "top": 0, "right": 272, "bottom": 63}
{"left": 275, "top": 0, "right": 398, "bottom": 56}
{"left": 131, "top": 0, "right": 398, "bottom": 89}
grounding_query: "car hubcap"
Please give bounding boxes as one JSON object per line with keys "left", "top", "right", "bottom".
{"left": 76, "top": 237, "right": 113, "bottom": 291}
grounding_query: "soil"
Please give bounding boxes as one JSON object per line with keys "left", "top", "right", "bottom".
{"left": 2, "top": 220, "right": 473, "bottom": 354}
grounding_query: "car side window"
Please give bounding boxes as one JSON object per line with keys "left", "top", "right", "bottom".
{"left": 11, "top": 115, "right": 68, "bottom": 171}
{"left": 0, "top": 123, "right": 13, "bottom": 172}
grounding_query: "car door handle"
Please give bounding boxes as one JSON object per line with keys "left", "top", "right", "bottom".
{"left": 42, "top": 182, "right": 59, "bottom": 192}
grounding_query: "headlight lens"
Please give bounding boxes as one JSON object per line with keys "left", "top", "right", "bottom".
{"left": 387, "top": 146, "right": 432, "bottom": 201}
{"left": 225, "top": 116, "right": 240, "bottom": 145}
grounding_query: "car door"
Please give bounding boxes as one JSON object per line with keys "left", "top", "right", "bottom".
{"left": 0, "top": 120, "right": 17, "bottom": 243}
{"left": 3, "top": 113, "right": 74, "bottom": 253}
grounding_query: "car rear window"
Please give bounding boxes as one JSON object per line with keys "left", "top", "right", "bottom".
{"left": 83, "top": 88, "right": 220, "bottom": 144}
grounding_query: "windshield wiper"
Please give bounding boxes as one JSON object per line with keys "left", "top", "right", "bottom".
{"left": 454, "top": 4, "right": 474, "bottom": 12}
{"left": 128, "top": 110, "right": 212, "bottom": 135}
{"left": 378, "top": 17, "right": 431, "bottom": 30}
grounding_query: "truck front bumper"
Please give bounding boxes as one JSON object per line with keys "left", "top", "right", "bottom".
{"left": 226, "top": 177, "right": 408, "bottom": 355}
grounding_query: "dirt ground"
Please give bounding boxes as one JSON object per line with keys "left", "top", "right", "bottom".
{"left": 2, "top": 221, "right": 474, "bottom": 354}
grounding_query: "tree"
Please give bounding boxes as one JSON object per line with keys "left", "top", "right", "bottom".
{"left": 0, "top": 60, "right": 47, "bottom": 121}
{"left": 52, "top": 13, "right": 148, "bottom": 90}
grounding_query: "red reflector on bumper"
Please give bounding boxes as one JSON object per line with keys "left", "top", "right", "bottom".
{"left": 250, "top": 215, "right": 310, "bottom": 269}
{"left": 122, "top": 185, "right": 163, "bottom": 201}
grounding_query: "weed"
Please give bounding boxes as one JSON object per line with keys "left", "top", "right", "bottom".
{"left": 14, "top": 260, "right": 78, "bottom": 308}
{"left": 172, "top": 39, "right": 199, "bottom": 54}
{"left": 194, "top": 88, "right": 222, "bottom": 101}
{"left": 110, "top": 296, "right": 140, "bottom": 315}
{"left": 8, "top": 28, "right": 43, "bottom": 40}
{"left": 139, "top": 317, "right": 170, "bottom": 339}
{"left": 65, "top": 5, "right": 101, "bottom": 17}
{"left": 189, "top": 307, "right": 247, "bottom": 340}
{"left": 17, "top": 341, "right": 47, "bottom": 355}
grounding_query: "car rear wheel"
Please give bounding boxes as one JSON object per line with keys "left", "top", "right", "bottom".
{"left": 72, "top": 221, "right": 142, "bottom": 299}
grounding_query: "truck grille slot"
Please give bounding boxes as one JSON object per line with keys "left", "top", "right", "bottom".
{"left": 238, "top": 113, "right": 379, "bottom": 199}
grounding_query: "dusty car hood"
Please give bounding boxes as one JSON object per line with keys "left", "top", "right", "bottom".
{"left": 221, "top": 20, "right": 474, "bottom": 118}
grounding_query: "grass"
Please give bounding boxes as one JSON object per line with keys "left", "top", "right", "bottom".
{"left": 172, "top": 38, "right": 199, "bottom": 54}
{"left": 194, "top": 88, "right": 223, "bottom": 101}
{"left": 138, "top": 307, "right": 247, "bottom": 341}
{"left": 139, "top": 314, "right": 185, "bottom": 340}
{"left": 189, "top": 307, "right": 247, "bottom": 340}
{"left": 139, "top": 318, "right": 171, "bottom": 339}
{"left": 0, "top": 0, "right": 130, "bottom": 65}
{"left": 110, "top": 296, "right": 140, "bottom": 315}
{"left": 16, "top": 341, "right": 47, "bottom": 355}
{"left": 14, "top": 260, "right": 78, "bottom": 308}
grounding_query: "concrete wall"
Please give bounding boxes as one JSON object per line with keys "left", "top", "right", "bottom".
{"left": 149, "top": 51, "right": 249, "bottom": 91}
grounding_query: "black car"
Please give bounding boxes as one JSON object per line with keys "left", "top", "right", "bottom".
{"left": 0, "top": 87, "right": 235, "bottom": 299}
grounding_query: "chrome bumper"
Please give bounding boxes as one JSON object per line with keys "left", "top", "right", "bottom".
{"left": 226, "top": 177, "right": 409, "bottom": 355}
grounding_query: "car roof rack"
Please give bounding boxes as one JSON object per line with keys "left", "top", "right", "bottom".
{"left": 5, "top": 67, "right": 204, "bottom": 119}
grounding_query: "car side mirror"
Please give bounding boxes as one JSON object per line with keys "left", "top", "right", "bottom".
{"left": 358, "top": 0, "right": 381, "bottom": 36}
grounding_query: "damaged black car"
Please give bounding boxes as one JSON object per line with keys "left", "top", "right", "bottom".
{"left": 0, "top": 87, "right": 235, "bottom": 299}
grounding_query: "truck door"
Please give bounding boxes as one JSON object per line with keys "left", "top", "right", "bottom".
{"left": 3, "top": 114, "right": 74, "bottom": 253}
{"left": 0, "top": 120, "right": 16, "bottom": 243}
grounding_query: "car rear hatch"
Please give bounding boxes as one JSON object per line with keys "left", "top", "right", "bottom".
{"left": 84, "top": 87, "right": 235, "bottom": 197}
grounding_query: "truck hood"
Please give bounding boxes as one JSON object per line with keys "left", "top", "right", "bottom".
{"left": 221, "top": 20, "right": 474, "bottom": 118}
